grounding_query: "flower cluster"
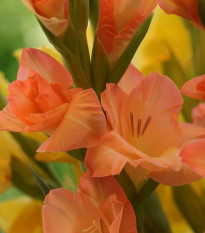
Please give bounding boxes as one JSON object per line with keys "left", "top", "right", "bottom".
{"left": 0, "top": 0, "right": 205, "bottom": 232}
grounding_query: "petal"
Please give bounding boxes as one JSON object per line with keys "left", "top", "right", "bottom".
{"left": 97, "top": 0, "right": 116, "bottom": 53}
{"left": 120, "top": 72, "right": 183, "bottom": 157}
{"left": 17, "top": 48, "right": 72, "bottom": 87}
{"left": 118, "top": 64, "right": 144, "bottom": 94}
{"left": 0, "top": 105, "right": 26, "bottom": 131}
{"left": 38, "top": 89, "right": 106, "bottom": 152}
{"left": 79, "top": 173, "right": 128, "bottom": 207}
{"left": 101, "top": 83, "right": 127, "bottom": 131}
{"left": 22, "top": 0, "right": 68, "bottom": 36}
{"left": 192, "top": 103, "right": 205, "bottom": 127}
{"left": 35, "top": 75, "right": 64, "bottom": 112}
{"left": 181, "top": 75, "right": 205, "bottom": 101}
{"left": 26, "top": 103, "right": 69, "bottom": 134}
{"left": 150, "top": 164, "right": 201, "bottom": 186}
{"left": 33, "top": 0, "right": 67, "bottom": 19}
{"left": 85, "top": 130, "right": 146, "bottom": 177}
{"left": 180, "top": 139, "right": 205, "bottom": 177}
{"left": 43, "top": 188, "right": 101, "bottom": 233}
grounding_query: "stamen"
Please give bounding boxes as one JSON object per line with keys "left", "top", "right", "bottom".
{"left": 137, "top": 118, "right": 142, "bottom": 137}
{"left": 130, "top": 112, "right": 134, "bottom": 136}
{"left": 141, "top": 116, "right": 152, "bottom": 136}
{"left": 99, "top": 219, "right": 104, "bottom": 233}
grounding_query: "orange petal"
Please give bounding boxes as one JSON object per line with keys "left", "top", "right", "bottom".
{"left": 97, "top": 0, "right": 116, "bottom": 53}
{"left": 180, "top": 139, "right": 205, "bottom": 177}
{"left": 37, "top": 89, "right": 106, "bottom": 152}
{"left": 181, "top": 75, "right": 205, "bottom": 101}
{"left": 150, "top": 164, "right": 201, "bottom": 186}
{"left": 101, "top": 83, "right": 127, "bottom": 131}
{"left": 120, "top": 72, "right": 183, "bottom": 156}
{"left": 118, "top": 64, "right": 144, "bottom": 94}
{"left": 18, "top": 48, "right": 73, "bottom": 88}
{"left": 192, "top": 103, "right": 205, "bottom": 127}
{"left": 26, "top": 103, "right": 68, "bottom": 134}
{"left": 79, "top": 172, "right": 128, "bottom": 206}
{"left": 33, "top": 0, "right": 67, "bottom": 19}
{"left": 43, "top": 188, "right": 102, "bottom": 233}
{"left": 85, "top": 130, "right": 146, "bottom": 177}
{"left": 35, "top": 75, "right": 64, "bottom": 112}
{"left": 0, "top": 105, "right": 26, "bottom": 131}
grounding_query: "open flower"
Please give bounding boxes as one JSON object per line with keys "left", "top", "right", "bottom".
{"left": 158, "top": 0, "right": 204, "bottom": 29}
{"left": 22, "top": 0, "right": 69, "bottom": 36}
{"left": 43, "top": 172, "right": 137, "bottom": 233}
{"left": 85, "top": 65, "right": 205, "bottom": 186}
{"left": 97, "top": 0, "right": 157, "bottom": 62}
{"left": 0, "top": 48, "right": 105, "bottom": 152}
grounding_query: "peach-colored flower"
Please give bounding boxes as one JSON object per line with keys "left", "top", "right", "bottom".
{"left": 0, "top": 48, "right": 106, "bottom": 152}
{"left": 97, "top": 0, "right": 157, "bottom": 62}
{"left": 158, "top": 0, "right": 204, "bottom": 29}
{"left": 22, "top": 0, "right": 69, "bottom": 36}
{"left": 85, "top": 65, "right": 205, "bottom": 186}
{"left": 43, "top": 172, "right": 137, "bottom": 233}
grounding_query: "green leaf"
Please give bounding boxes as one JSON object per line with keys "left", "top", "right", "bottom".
{"left": 143, "top": 192, "right": 172, "bottom": 233}
{"left": 173, "top": 185, "right": 205, "bottom": 233}
{"left": 89, "top": 0, "right": 99, "bottom": 32}
{"left": 133, "top": 179, "right": 159, "bottom": 207}
{"left": 108, "top": 14, "right": 153, "bottom": 84}
{"left": 66, "top": 148, "right": 86, "bottom": 162}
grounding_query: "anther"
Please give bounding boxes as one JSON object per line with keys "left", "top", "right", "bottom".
{"left": 137, "top": 118, "right": 142, "bottom": 137}
{"left": 130, "top": 112, "right": 134, "bottom": 136}
{"left": 141, "top": 115, "right": 152, "bottom": 136}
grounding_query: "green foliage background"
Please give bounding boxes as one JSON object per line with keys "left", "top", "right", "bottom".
{"left": 0, "top": 0, "right": 48, "bottom": 82}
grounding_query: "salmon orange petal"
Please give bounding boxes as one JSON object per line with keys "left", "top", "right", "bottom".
{"left": 17, "top": 48, "right": 73, "bottom": 88}
{"left": 37, "top": 89, "right": 106, "bottom": 152}
{"left": 0, "top": 105, "right": 26, "bottom": 131}
{"left": 150, "top": 164, "right": 201, "bottom": 186}
{"left": 118, "top": 64, "right": 144, "bottom": 94}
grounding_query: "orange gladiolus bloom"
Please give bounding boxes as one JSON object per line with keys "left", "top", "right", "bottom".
{"left": 43, "top": 172, "right": 137, "bottom": 233}
{"left": 85, "top": 65, "right": 205, "bottom": 186}
{"left": 192, "top": 103, "right": 205, "bottom": 127}
{"left": 0, "top": 48, "right": 106, "bottom": 152}
{"left": 22, "top": 0, "right": 69, "bottom": 36}
{"left": 159, "top": 0, "right": 204, "bottom": 29}
{"left": 97, "top": 0, "right": 157, "bottom": 62}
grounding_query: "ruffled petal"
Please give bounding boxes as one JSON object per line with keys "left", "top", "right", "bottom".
{"left": 38, "top": 89, "right": 106, "bottom": 152}
{"left": 85, "top": 130, "right": 146, "bottom": 177}
{"left": 17, "top": 48, "right": 72, "bottom": 87}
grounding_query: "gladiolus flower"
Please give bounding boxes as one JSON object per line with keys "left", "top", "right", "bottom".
{"left": 43, "top": 172, "right": 137, "bottom": 233}
{"left": 85, "top": 65, "right": 205, "bottom": 186}
{"left": 0, "top": 48, "right": 106, "bottom": 152}
{"left": 22, "top": 0, "right": 69, "bottom": 36}
{"left": 97, "top": 0, "right": 157, "bottom": 62}
{"left": 158, "top": 0, "right": 204, "bottom": 29}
